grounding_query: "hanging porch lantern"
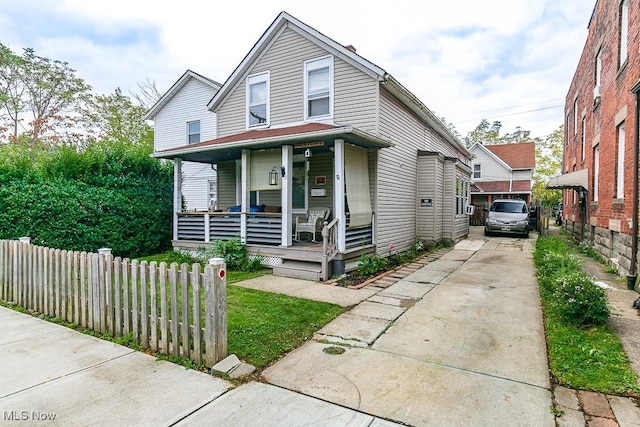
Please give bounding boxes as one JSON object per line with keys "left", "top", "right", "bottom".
{"left": 269, "top": 167, "right": 278, "bottom": 186}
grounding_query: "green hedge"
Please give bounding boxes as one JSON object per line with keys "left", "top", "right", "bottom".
{"left": 0, "top": 140, "right": 173, "bottom": 258}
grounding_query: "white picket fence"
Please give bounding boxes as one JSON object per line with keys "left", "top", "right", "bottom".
{"left": 0, "top": 239, "right": 227, "bottom": 367}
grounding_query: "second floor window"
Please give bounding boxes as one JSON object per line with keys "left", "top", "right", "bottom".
{"left": 473, "top": 164, "right": 481, "bottom": 179}
{"left": 620, "top": 0, "right": 629, "bottom": 68}
{"left": 187, "top": 120, "right": 200, "bottom": 144}
{"left": 304, "top": 56, "right": 333, "bottom": 120}
{"left": 247, "top": 72, "right": 269, "bottom": 128}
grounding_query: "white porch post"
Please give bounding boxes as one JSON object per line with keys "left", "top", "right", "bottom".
{"left": 334, "top": 139, "right": 346, "bottom": 252}
{"left": 240, "top": 149, "right": 250, "bottom": 244}
{"left": 281, "top": 145, "right": 293, "bottom": 246}
{"left": 173, "top": 158, "right": 182, "bottom": 242}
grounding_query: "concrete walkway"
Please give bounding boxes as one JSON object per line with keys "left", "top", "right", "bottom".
{"left": 2, "top": 228, "right": 639, "bottom": 426}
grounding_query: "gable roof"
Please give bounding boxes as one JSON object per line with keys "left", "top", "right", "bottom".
{"left": 206, "top": 11, "right": 469, "bottom": 158}
{"left": 144, "top": 70, "right": 222, "bottom": 120}
{"left": 471, "top": 142, "right": 535, "bottom": 170}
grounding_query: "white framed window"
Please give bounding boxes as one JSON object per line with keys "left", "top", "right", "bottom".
{"left": 187, "top": 120, "right": 200, "bottom": 144}
{"left": 473, "top": 164, "right": 481, "bottom": 179}
{"left": 304, "top": 56, "right": 333, "bottom": 120}
{"left": 595, "top": 48, "right": 602, "bottom": 95}
{"left": 207, "top": 179, "right": 217, "bottom": 209}
{"left": 616, "top": 122, "right": 625, "bottom": 199}
{"left": 573, "top": 98, "right": 578, "bottom": 136}
{"left": 619, "top": 0, "right": 629, "bottom": 68}
{"left": 593, "top": 145, "right": 599, "bottom": 202}
{"left": 581, "top": 116, "right": 586, "bottom": 161}
{"left": 246, "top": 72, "right": 270, "bottom": 128}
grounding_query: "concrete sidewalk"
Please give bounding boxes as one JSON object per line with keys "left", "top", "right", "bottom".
{"left": 0, "top": 305, "right": 398, "bottom": 426}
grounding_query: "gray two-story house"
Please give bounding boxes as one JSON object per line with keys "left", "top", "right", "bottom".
{"left": 152, "top": 11, "right": 472, "bottom": 280}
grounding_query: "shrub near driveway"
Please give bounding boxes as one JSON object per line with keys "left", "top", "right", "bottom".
{"left": 534, "top": 237, "right": 639, "bottom": 395}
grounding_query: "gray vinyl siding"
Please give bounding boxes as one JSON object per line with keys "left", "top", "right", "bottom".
{"left": 217, "top": 161, "right": 237, "bottom": 210}
{"left": 334, "top": 60, "right": 377, "bottom": 133}
{"left": 443, "top": 161, "right": 456, "bottom": 240}
{"left": 217, "top": 27, "right": 378, "bottom": 137}
{"left": 416, "top": 156, "right": 439, "bottom": 242}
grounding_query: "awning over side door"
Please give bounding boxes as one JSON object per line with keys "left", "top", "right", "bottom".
{"left": 546, "top": 169, "right": 588, "bottom": 190}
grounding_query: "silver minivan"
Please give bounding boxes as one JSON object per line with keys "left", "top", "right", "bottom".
{"left": 484, "top": 199, "right": 530, "bottom": 238}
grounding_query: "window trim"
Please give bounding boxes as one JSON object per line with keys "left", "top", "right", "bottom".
{"left": 246, "top": 71, "right": 270, "bottom": 129}
{"left": 593, "top": 145, "right": 599, "bottom": 202}
{"left": 303, "top": 56, "right": 334, "bottom": 121}
{"left": 619, "top": 0, "right": 629, "bottom": 69}
{"left": 616, "top": 122, "right": 625, "bottom": 199}
{"left": 473, "top": 163, "right": 481, "bottom": 180}
{"left": 187, "top": 120, "right": 200, "bottom": 144}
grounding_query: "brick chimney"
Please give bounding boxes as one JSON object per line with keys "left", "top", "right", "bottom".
{"left": 344, "top": 45, "right": 357, "bottom": 53}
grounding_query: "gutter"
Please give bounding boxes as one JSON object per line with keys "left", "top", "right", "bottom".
{"left": 629, "top": 79, "right": 640, "bottom": 290}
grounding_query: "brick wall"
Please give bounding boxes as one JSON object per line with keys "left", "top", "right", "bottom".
{"left": 563, "top": 0, "right": 640, "bottom": 275}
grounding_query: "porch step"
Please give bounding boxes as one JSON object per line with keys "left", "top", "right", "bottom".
{"left": 273, "top": 260, "right": 323, "bottom": 281}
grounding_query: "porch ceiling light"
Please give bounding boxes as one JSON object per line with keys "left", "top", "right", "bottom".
{"left": 269, "top": 167, "right": 279, "bottom": 186}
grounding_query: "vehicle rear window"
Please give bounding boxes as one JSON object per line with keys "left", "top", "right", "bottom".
{"left": 490, "top": 202, "right": 527, "bottom": 213}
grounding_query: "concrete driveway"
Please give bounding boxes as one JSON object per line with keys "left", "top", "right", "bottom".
{"left": 262, "top": 231, "right": 554, "bottom": 426}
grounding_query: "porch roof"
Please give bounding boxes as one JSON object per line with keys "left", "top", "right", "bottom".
{"left": 152, "top": 122, "right": 393, "bottom": 163}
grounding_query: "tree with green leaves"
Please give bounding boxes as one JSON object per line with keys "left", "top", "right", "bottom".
{"left": 532, "top": 125, "right": 563, "bottom": 206}
{"left": 0, "top": 42, "right": 27, "bottom": 141}
{"left": 0, "top": 43, "right": 91, "bottom": 145}
{"left": 79, "top": 88, "right": 153, "bottom": 146}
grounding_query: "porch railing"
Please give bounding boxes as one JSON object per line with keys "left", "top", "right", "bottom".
{"left": 177, "top": 212, "right": 281, "bottom": 245}
{"left": 321, "top": 218, "right": 339, "bottom": 281}
{"left": 345, "top": 214, "right": 373, "bottom": 248}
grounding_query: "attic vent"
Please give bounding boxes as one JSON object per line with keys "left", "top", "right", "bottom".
{"left": 344, "top": 45, "right": 357, "bottom": 53}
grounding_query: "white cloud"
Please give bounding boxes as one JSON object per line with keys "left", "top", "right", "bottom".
{"left": 0, "top": 0, "right": 594, "bottom": 139}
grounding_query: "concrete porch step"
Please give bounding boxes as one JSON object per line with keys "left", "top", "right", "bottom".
{"left": 273, "top": 260, "right": 323, "bottom": 281}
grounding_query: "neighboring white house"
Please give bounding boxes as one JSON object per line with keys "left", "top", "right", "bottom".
{"left": 469, "top": 142, "right": 535, "bottom": 205}
{"left": 152, "top": 12, "right": 472, "bottom": 280}
{"left": 145, "top": 70, "right": 222, "bottom": 210}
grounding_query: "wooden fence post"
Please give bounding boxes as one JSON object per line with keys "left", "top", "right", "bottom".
{"left": 204, "top": 258, "right": 227, "bottom": 367}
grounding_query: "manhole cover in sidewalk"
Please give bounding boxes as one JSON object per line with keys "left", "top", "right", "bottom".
{"left": 323, "top": 346, "right": 347, "bottom": 355}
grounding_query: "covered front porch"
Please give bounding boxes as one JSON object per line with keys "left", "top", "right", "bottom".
{"left": 154, "top": 123, "right": 392, "bottom": 280}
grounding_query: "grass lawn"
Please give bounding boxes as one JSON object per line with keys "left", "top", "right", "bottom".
{"left": 137, "top": 251, "right": 344, "bottom": 370}
{"left": 535, "top": 236, "right": 639, "bottom": 396}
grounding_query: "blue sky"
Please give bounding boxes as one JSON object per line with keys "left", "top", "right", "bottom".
{"left": 0, "top": 0, "right": 593, "bottom": 139}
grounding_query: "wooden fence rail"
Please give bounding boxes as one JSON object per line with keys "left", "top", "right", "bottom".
{"left": 0, "top": 239, "right": 227, "bottom": 367}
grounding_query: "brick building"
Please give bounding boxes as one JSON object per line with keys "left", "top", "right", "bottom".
{"left": 555, "top": 0, "right": 640, "bottom": 281}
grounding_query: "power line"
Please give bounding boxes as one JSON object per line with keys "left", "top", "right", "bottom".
{"left": 458, "top": 104, "right": 563, "bottom": 124}
{"left": 469, "top": 98, "right": 564, "bottom": 114}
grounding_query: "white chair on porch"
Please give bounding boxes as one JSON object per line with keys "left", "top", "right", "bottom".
{"left": 295, "top": 207, "right": 330, "bottom": 242}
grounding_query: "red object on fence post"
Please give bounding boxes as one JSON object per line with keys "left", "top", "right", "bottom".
{"left": 204, "top": 257, "right": 227, "bottom": 367}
